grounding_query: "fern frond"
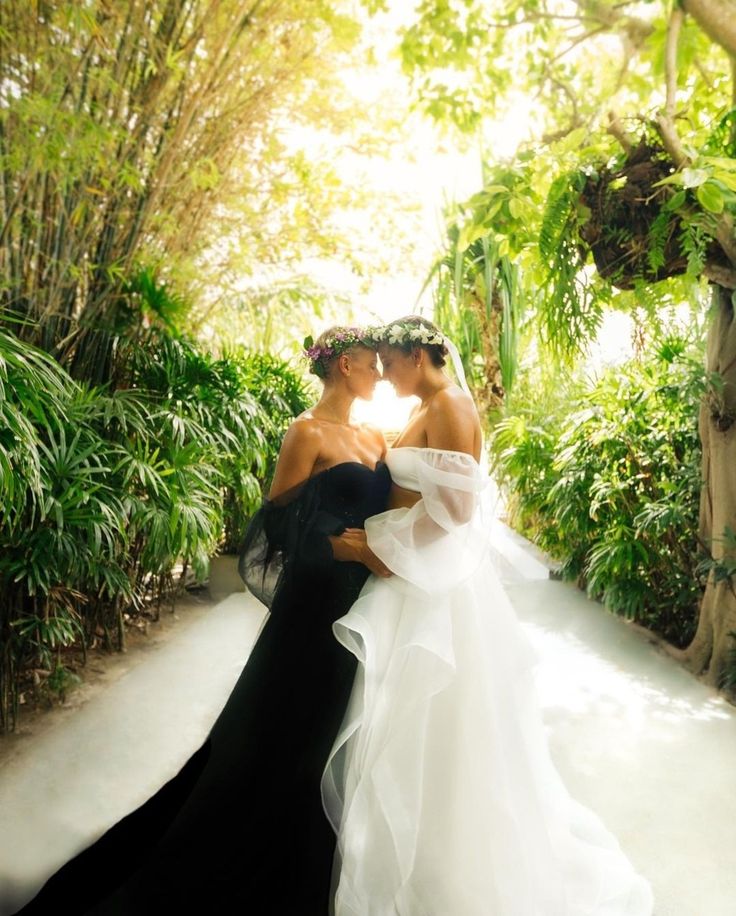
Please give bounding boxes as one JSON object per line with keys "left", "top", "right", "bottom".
{"left": 538, "top": 170, "right": 603, "bottom": 356}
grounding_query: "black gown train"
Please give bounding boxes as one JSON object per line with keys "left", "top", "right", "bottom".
{"left": 9, "top": 460, "right": 391, "bottom": 916}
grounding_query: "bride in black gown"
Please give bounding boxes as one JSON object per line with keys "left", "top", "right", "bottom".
{"left": 9, "top": 326, "right": 391, "bottom": 916}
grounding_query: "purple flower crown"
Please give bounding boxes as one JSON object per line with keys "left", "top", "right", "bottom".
{"left": 303, "top": 326, "right": 380, "bottom": 378}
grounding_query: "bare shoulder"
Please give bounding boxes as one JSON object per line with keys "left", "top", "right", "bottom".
{"left": 269, "top": 415, "right": 322, "bottom": 499}
{"left": 294, "top": 407, "right": 325, "bottom": 426}
{"left": 428, "top": 385, "right": 477, "bottom": 420}
{"left": 426, "top": 385, "right": 479, "bottom": 452}
{"left": 283, "top": 413, "right": 324, "bottom": 443}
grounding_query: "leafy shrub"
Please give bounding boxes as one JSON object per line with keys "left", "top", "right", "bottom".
{"left": 492, "top": 335, "right": 704, "bottom": 646}
{"left": 0, "top": 323, "right": 308, "bottom": 730}
{"left": 218, "top": 347, "right": 311, "bottom": 552}
{"left": 0, "top": 328, "right": 126, "bottom": 728}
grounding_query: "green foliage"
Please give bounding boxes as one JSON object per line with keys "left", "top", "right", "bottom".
{"left": 0, "top": 0, "right": 386, "bottom": 376}
{"left": 679, "top": 220, "right": 709, "bottom": 276}
{"left": 0, "top": 322, "right": 307, "bottom": 731}
{"left": 538, "top": 169, "right": 607, "bottom": 354}
{"left": 429, "top": 174, "right": 528, "bottom": 419}
{"left": 539, "top": 172, "right": 588, "bottom": 263}
{"left": 646, "top": 209, "right": 672, "bottom": 274}
{"left": 399, "top": 1, "right": 730, "bottom": 148}
{"left": 121, "top": 268, "right": 190, "bottom": 337}
{"left": 492, "top": 335, "right": 705, "bottom": 645}
{"left": 398, "top": 0, "right": 736, "bottom": 360}
{"left": 0, "top": 318, "right": 67, "bottom": 528}
{"left": 218, "top": 347, "right": 311, "bottom": 552}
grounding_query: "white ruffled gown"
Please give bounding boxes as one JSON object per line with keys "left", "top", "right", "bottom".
{"left": 320, "top": 447, "right": 654, "bottom": 916}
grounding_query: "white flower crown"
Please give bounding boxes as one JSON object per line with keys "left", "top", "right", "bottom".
{"left": 381, "top": 322, "right": 446, "bottom": 348}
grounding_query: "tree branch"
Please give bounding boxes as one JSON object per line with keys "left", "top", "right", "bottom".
{"left": 664, "top": 6, "right": 684, "bottom": 120}
{"left": 540, "top": 74, "right": 584, "bottom": 143}
{"left": 704, "top": 260, "right": 736, "bottom": 289}
{"left": 549, "top": 25, "right": 608, "bottom": 65}
{"left": 655, "top": 112, "right": 688, "bottom": 167}
{"left": 693, "top": 55, "right": 714, "bottom": 90}
{"left": 714, "top": 212, "right": 736, "bottom": 267}
{"left": 682, "top": 0, "right": 736, "bottom": 58}
{"left": 655, "top": 6, "right": 688, "bottom": 167}
{"left": 649, "top": 5, "right": 736, "bottom": 269}
{"left": 606, "top": 110, "right": 634, "bottom": 153}
{"left": 572, "top": 0, "right": 654, "bottom": 46}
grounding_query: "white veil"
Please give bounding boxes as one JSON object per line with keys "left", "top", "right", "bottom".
{"left": 442, "top": 334, "right": 472, "bottom": 399}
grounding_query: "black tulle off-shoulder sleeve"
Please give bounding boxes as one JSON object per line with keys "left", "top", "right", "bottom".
{"left": 237, "top": 475, "right": 346, "bottom": 609}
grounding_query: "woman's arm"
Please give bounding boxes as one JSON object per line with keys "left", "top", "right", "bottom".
{"left": 268, "top": 420, "right": 320, "bottom": 501}
{"left": 424, "top": 389, "right": 480, "bottom": 525}
{"left": 363, "top": 448, "right": 485, "bottom": 591}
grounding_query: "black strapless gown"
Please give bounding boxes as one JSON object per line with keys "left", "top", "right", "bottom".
{"left": 11, "top": 461, "right": 391, "bottom": 916}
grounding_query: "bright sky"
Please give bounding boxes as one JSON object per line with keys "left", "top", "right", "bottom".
{"left": 274, "top": 4, "right": 641, "bottom": 432}
{"left": 298, "top": 3, "right": 533, "bottom": 429}
{"left": 242, "top": 3, "right": 634, "bottom": 431}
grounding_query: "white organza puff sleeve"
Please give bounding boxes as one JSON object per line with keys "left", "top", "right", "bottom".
{"left": 364, "top": 448, "right": 494, "bottom": 595}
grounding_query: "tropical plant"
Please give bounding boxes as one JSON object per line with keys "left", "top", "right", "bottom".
{"left": 0, "top": 316, "right": 308, "bottom": 731}
{"left": 429, "top": 195, "right": 526, "bottom": 422}
{"left": 220, "top": 347, "right": 311, "bottom": 552}
{"left": 0, "top": 326, "right": 131, "bottom": 729}
{"left": 492, "top": 336, "right": 705, "bottom": 646}
{"left": 0, "top": 1, "right": 377, "bottom": 380}
{"left": 401, "top": 0, "right": 736, "bottom": 685}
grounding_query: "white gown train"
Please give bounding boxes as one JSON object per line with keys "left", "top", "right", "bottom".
{"left": 321, "top": 447, "right": 654, "bottom": 916}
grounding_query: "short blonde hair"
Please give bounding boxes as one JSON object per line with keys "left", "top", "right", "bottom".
{"left": 305, "top": 325, "right": 377, "bottom": 380}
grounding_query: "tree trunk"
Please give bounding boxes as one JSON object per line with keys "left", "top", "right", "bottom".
{"left": 682, "top": 0, "right": 736, "bottom": 58}
{"left": 685, "top": 284, "right": 736, "bottom": 685}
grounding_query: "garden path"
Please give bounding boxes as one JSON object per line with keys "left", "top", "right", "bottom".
{"left": 1, "top": 526, "right": 734, "bottom": 915}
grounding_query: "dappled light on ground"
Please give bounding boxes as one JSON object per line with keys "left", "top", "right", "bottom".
{"left": 525, "top": 616, "right": 733, "bottom": 727}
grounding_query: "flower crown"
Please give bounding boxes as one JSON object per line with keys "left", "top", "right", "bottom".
{"left": 302, "top": 326, "right": 380, "bottom": 378}
{"left": 377, "top": 320, "right": 446, "bottom": 348}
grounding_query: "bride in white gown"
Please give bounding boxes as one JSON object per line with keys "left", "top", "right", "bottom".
{"left": 321, "top": 316, "right": 654, "bottom": 916}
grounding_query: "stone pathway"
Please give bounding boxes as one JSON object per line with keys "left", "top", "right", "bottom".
{"left": 1, "top": 525, "right": 734, "bottom": 915}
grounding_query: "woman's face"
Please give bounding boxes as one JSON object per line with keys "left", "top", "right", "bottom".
{"left": 344, "top": 346, "right": 381, "bottom": 400}
{"left": 378, "top": 344, "right": 417, "bottom": 397}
